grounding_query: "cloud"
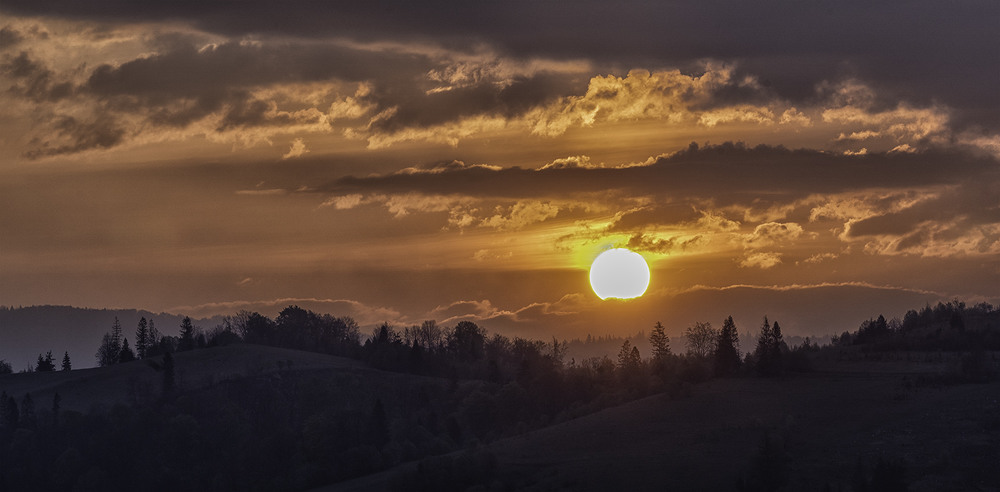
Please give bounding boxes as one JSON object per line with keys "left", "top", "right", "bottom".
{"left": 624, "top": 233, "right": 703, "bottom": 255}
{"left": 3, "top": 0, "right": 996, "bottom": 135}
{"left": 739, "top": 251, "right": 783, "bottom": 269}
{"left": 478, "top": 201, "right": 560, "bottom": 231}
{"left": 538, "top": 155, "right": 599, "bottom": 170}
{"left": 320, "top": 144, "right": 997, "bottom": 204}
{"left": 281, "top": 137, "right": 309, "bottom": 159}
{"left": 743, "top": 222, "right": 805, "bottom": 248}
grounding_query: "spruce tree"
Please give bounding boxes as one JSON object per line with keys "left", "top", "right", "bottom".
{"left": 110, "top": 317, "right": 123, "bottom": 357}
{"left": 136, "top": 317, "right": 149, "bottom": 359}
{"left": 649, "top": 321, "right": 671, "bottom": 362}
{"left": 617, "top": 339, "right": 634, "bottom": 369}
{"left": 755, "top": 317, "right": 774, "bottom": 376}
{"left": 119, "top": 338, "right": 136, "bottom": 363}
{"left": 96, "top": 333, "right": 117, "bottom": 367}
{"left": 714, "top": 316, "right": 742, "bottom": 376}
{"left": 61, "top": 351, "right": 71, "bottom": 371}
{"left": 147, "top": 319, "right": 161, "bottom": 356}
{"left": 178, "top": 317, "right": 195, "bottom": 352}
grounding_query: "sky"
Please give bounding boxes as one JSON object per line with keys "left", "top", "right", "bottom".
{"left": 1, "top": 1, "right": 998, "bottom": 343}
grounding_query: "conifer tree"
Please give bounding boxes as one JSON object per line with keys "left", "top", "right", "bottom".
{"left": 649, "top": 321, "right": 671, "bottom": 362}
{"left": 119, "top": 337, "right": 136, "bottom": 363}
{"left": 96, "top": 333, "right": 117, "bottom": 367}
{"left": 110, "top": 317, "right": 123, "bottom": 357}
{"left": 178, "top": 317, "right": 195, "bottom": 352}
{"left": 714, "top": 316, "right": 742, "bottom": 376}
{"left": 61, "top": 351, "right": 71, "bottom": 371}
{"left": 135, "top": 317, "right": 149, "bottom": 359}
{"left": 617, "top": 339, "right": 634, "bottom": 369}
{"left": 35, "top": 351, "right": 56, "bottom": 372}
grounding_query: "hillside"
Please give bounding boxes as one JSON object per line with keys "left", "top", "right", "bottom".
{"left": 324, "top": 361, "right": 1000, "bottom": 491}
{"left": 0, "top": 343, "right": 365, "bottom": 413}
{"left": 0, "top": 305, "right": 224, "bottom": 370}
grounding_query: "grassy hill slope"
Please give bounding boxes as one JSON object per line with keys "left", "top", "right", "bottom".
{"left": 326, "top": 364, "right": 1000, "bottom": 491}
{"left": 0, "top": 343, "right": 364, "bottom": 412}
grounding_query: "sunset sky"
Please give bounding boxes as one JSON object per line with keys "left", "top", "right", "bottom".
{"left": 2, "top": 1, "right": 998, "bottom": 342}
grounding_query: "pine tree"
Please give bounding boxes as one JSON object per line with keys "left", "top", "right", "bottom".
{"left": 136, "top": 317, "right": 149, "bottom": 360}
{"left": 147, "top": 319, "right": 161, "bottom": 356}
{"left": 755, "top": 317, "right": 786, "bottom": 377}
{"left": 61, "top": 351, "right": 71, "bottom": 371}
{"left": 770, "top": 321, "right": 784, "bottom": 374}
{"left": 755, "top": 316, "right": 774, "bottom": 375}
{"left": 617, "top": 339, "right": 634, "bottom": 369}
{"left": 110, "top": 317, "right": 123, "bottom": 357}
{"left": 649, "top": 321, "right": 671, "bottom": 362}
{"left": 36, "top": 352, "right": 56, "bottom": 372}
{"left": 178, "top": 317, "right": 195, "bottom": 352}
{"left": 714, "top": 316, "right": 742, "bottom": 376}
{"left": 119, "top": 337, "right": 136, "bottom": 363}
{"left": 96, "top": 333, "right": 117, "bottom": 367}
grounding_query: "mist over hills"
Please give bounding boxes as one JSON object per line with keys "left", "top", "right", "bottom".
{"left": 0, "top": 305, "right": 224, "bottom": 369}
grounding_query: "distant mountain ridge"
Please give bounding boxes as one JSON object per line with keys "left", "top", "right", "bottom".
{"left": 0, "top": 305, "right": 224, "bottom": 369}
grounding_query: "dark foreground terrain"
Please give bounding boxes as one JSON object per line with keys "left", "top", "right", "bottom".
{"left": 325, "top": 361, "right": 1000, "bottom": 491}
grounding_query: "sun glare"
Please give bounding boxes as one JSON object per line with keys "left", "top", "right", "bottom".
{"left": 589, "top": 248, "right": 650, "bottom": 300}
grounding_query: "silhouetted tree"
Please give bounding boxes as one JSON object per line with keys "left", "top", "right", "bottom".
{"left": 110, "top": 316, "right": 123, "bottom": 355}
{"left": 414, "top": 320, "right": 443, "bottom": 350}
{"left": 96, "top": 317, "right": 124, "bottom": 366}
{"left": 617, "top": 340, "right": 641, "bottom": 369}
{"left": 236, "top": 311, "right": 277, "bottom": 345}
{"left": 754, "top": 316, "right": 783, "bottom": 377}
{"left": 178, "top": 316, "right": 195, "bottom": 352}
{"left": 96, "top": 333, "right": 117, "bottom": 367}
{"left": 119, "top": 337, "right": 136, "bottom": 363}
{"left": 0, "top": 359, "right": 11, "bottom": 374}
{"left": 449, "top": 321, "right": 486, "bottom": 361}
{"left": 135, "top": 317, "right": 150, "bottom": 359}
{"left": 35, "top": 351, "right": 55, "bottom": 372}
{"left": 162, "top": 351, "right": 175, "bottom": 395}
{"left": 685, "top": 321, "right": 717, "bottom": 357}
{"left": 649, "top": 321, "right": 671, "bottom": 362}
{"left": 147, "top": 319, "right": 160, "bottom": 353}
{"left": 61, "top": 351, "right": 71, "bottom": 371}
{"left": 714, "top": 316, "right": 741, "bottom": 376}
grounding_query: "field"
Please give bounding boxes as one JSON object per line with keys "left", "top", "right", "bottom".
{"left": 326, "top": 358, "right": 1000, "bottom": 491}
{"left": 2, "top": 343, "right": 997, "bottom": 491}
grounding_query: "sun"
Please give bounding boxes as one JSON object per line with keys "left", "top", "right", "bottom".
{"left": 589, "top": 248, "right": 650, "bottom": 300}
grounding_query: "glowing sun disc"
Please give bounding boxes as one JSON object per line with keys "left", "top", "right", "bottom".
{"left": 589, "top": 248, "right": 650, "bottom": 300}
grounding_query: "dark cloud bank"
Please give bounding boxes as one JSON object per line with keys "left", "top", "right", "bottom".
{"left": 4, "top": 0, "right": 997, "bottom": 130}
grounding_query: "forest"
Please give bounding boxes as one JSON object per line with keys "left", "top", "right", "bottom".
{"left": 0, "top": 300, "right": 997, "bottom": 491}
